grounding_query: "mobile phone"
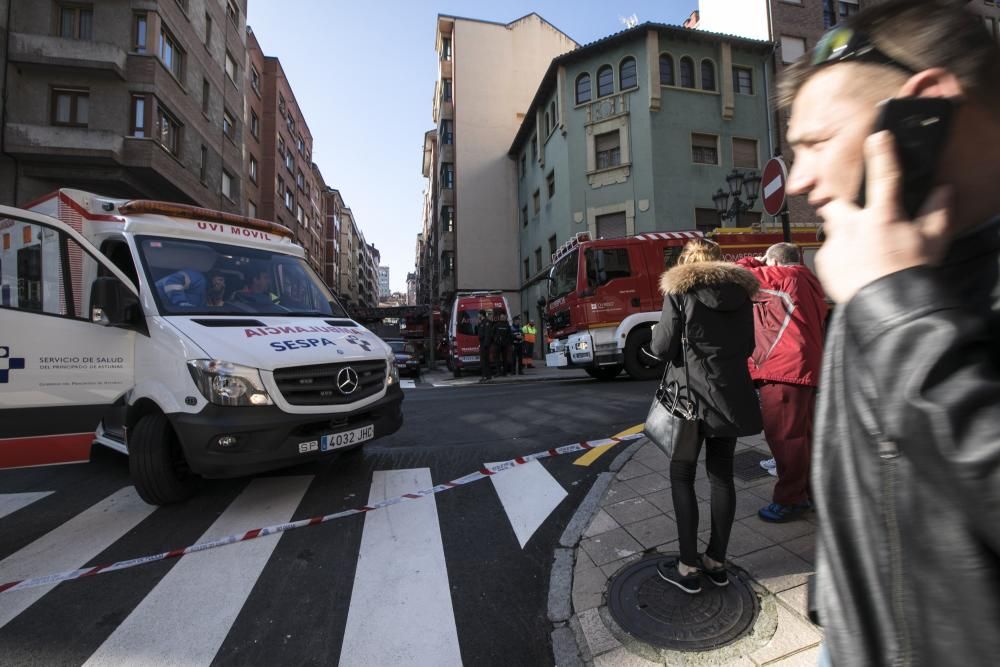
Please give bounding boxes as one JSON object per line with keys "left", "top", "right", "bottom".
{"left": 857, "top": 97, "right": 956, "bottom": 219}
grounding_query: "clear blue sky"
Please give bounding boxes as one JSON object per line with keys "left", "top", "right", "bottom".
{"left": 248, "top": 1, "right": 695, "bottom": 292}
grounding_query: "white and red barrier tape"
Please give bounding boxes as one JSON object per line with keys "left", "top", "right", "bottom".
{"left": 0, "top": 432, "right": 644, "bottom": 595}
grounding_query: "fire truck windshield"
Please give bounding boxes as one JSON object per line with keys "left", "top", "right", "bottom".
{"left": 548, "top": 249, "right": 578, "bottom": 300}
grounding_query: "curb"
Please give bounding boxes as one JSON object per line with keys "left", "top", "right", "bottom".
{"left": 548, "top": 437, "right": 647, "bottom": 665}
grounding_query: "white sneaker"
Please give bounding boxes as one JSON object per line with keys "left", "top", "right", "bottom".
{"left": 760, "top": 457, "right": 777, "bottom": 471}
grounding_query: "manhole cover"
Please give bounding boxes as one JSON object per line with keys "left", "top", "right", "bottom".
{"left": 607, "top": 554, "right": 759, "bottom": 652}
{"left": 733, "top": 449, "right": 772, "bottom": 482}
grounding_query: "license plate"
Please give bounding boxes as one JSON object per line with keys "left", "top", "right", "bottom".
{"left": 460, "top": 355, "right": 479, "bottom": 363}
{"left": 546, "top": 351, "right": 568, "bottom": 367}
{"left": 321, "top": 424, "right": 375, "bottom": 451}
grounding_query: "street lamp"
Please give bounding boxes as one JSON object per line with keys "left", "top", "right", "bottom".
{"left": 713, "top": 168, "right": 761, "bottom": 226}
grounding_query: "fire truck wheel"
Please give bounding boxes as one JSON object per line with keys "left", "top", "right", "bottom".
{"left": 129, "top": 413, "right": 198, "bottom": 506}
{"left": 623, "top": 327, "right": 664, "bottom": 381}
{"left": 586, "top": 365, "right": 622, "bottom": 381}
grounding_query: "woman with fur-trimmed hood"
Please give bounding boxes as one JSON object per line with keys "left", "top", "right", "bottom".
{"left": 649, "top": 238, "right": 762, "bottom": 595}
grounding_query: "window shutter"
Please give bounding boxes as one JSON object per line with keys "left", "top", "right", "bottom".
{"left": 733, "top": 138, "right": 758, "bottom": 168}
{"left": 595, "top": 212, "right": 627, "bottom": 239}
{"left": 595, "top": 131, "right": 620, "bottom": 153}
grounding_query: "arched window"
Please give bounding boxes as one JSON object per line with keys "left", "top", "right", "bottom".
{"left": 619, "top": 57, "right": 637, "bottom": 89}
{"left": 659, "top": 54, "right": 674, "bottom": 86}
{"left": 575, "top": 73, "right": 591, "bottom": 104}
{"left": 680, "top": 57, "right": 695, "bottom": 88}
{"left": 597, "top": 65, "right": 614, "bottom": 97}
{"left": 701, "top": 59, "right": 716, "bottom": 91}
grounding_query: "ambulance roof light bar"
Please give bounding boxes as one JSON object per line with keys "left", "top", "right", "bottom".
{"left": 117, "top": 200, "right": 294, "bottom": 239}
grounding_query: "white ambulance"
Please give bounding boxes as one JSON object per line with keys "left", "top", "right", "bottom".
{"left": 0, "top": 190, "right": 403, "bottom": 504}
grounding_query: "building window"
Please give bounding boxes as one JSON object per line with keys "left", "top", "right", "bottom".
{"left": 519, "top": 153, "right": 526, "bottom": 179}
{"left": 159, "top": 25, "right": 184, "bottom": 79}
{"left": 691, "top": 133, "right": 719, "bottom": 165}
{"left": 250, "top": 109, "right": 259, "bottom": 138}
{"left": 441, "top": 119, "right": 453, "bottom": 145}
{"left": 535, "top": 248, "right": 543, "bottom": 272}
{"left": 51, "top": 88, "right": 88, "bottom": 127}
{"left": 595, "top": 130, "right": 621, "bottom": 169}
{"left": 548, "top": 234, "right": 557, "bottom": 257}
{"left": 156, "top": 104, "right": 182, "bottom": 156}
{"left": 442, "top": 206, "right": 454, "bottom": 233}
{"left": 522, "top": 205, "right": 528, "bottom": 227}
{"left": 680, "top": 57, "right": 695, "bottom": 88}
{"left": 249, "top": 154, "right": 258, "bottom": 182}
{"left": 733, "top": 67, "right": 753, "bottom": 94}
{"left": 441, "top": 163, "right": 454, "bottom": 188}
{"left": 441, "top": 36, "right": 452, "bottom": 60}
{"left": 546, "top": 171, "right": 555, "bottom": 198}
{"left": 524, "top": 258, "right": 530, "bottom": 280}
{"left": 531, "top": 135, "right": 538, "bottom": 162}
{"left": 296, "top": 169, "right": 305, "bottom": 190}
{"left": 532, "top": 190, "right": 540, "bottom": 215}
{"left": 285, "top": 151, "right": 294, "bottom": 172}
{"left": 250, "top": 66, "right": 260, "bottom": 94}
{"left": 59, "top": 4, "right": 93, "bottom": 40}
{"left": 595, "top": 212, "right": 627, "bottom": 240}
{"left": 297, "top": 136, "right": 305, "bottom": 154}
{"left": 248, "top": 200, "right": 257, "bottom": 218}
{"left": 597, "top": 65, "right": 614, "bottom": 97}
{"left": 550, "top": 99, "right": 558, "bottom": 126}
{"left": 225, "top": 51, "right": 238, "bottom": 82}
{"left": 442, "top": 79, "right": 452, "bottom": 102}
{"left": 838, "top": 0, "right": 860, "bottom": 20}
{"left": 733, "top": 138, "right": 759, "bottom": 168}
{"left": 204, "top": 13, "right": 212, "bottom": 47}
{"left": 544, "top": 112, "right": 550, "bottom": 137}
{"left": 701, "top": 60, "right": 716, "bottom": 91}
{"left": 780, "top": 36, "right": 807, "bottom": 64}
{"left": 575, "top": 73, "right": 591, "bottom": 104}
{"left": 659, "top": 54, "right": 675, "bottom": 85}
{"left": 199, "top": 146, "right": 206, "bottom": 182}
{"left": 134, "top": 13, "right": 148, "bottom": 52}
{"left": 222, "top": 170, "right": 234, "bottom": 200}
{"left": 285, "top": 188, "right": 294, "bottom": 210}
{"left": 620, "top": 57, "right": 637, "bottom": 89}
{"left": 226, "top": 0, "right": 239, "bottom": 26}
{"left": 296, "top": 205, "right": 303, "bottom": 223}
{"left": 130, "top": 95, "right": 147, "bottom": 137}
{"left": 222, "top": 109, "right": 235, "bottom": 140}
{"left": 201, "top": 78, "right": 210, "bottom": 115}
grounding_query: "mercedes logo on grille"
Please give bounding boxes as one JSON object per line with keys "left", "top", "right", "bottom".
{"left": 336, "top": 367, "right": 360, "bottom": 395}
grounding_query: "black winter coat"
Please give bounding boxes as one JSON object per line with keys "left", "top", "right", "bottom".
{"left": 812, "top": 217, "right": 1000, "bottom": 666}
{"left": 650, "top": 261, "right": 762, "bottom": 438}
{"left": 477, "top": 319, "right": 495, "bottom": 346}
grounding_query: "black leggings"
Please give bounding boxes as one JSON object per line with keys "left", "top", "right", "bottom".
{"left": 669, "top": 436, "right": 737, "bottom": 568}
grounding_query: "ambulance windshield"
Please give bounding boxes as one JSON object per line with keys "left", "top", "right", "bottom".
{"left": 137, "top": 236, "right": 348, "bottom": 317}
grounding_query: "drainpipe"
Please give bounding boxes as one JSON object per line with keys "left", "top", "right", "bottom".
{"left": 1, "top": 0, "right": 20, "bottom": 204}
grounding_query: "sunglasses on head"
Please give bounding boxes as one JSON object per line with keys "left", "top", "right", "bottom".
{"left": 810, "top": 26, "right": 916, "bottom": 75}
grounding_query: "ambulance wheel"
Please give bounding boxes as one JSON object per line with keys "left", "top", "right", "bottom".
{"left": 623, "top": 327, "right": 664, "bottom": 381}
{"left": 129, "top": 413, "right": 198, "bottom": 506}
{"left": 453, "top": 367, "right": 462, "bottom": 378}
{"left": 586, "top": 365, "right": 622, "bottom": 381}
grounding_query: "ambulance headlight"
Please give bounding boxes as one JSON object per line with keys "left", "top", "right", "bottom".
{"left": 187, "top": 360, "right": 274, "bottom": 407}
{"left": 386, "top": 351, "right": 399, "bottom": 386}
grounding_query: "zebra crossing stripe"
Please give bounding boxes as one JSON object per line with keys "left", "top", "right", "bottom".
{"left": 0, "top": 433, "right": 644, "bottom": 595}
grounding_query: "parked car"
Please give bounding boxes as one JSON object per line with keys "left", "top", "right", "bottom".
{"left": 387, "top": 339, "right": 421, "bottom": 378}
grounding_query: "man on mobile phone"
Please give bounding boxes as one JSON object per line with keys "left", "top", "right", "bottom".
{"left": 780, "top": 1, "right": 1000, "bottom": 664}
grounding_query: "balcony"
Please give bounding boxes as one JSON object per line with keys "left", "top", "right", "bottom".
{"left": 440, "top": 230, "right": 456, "bottom": 253}
{"left": 5, "top": 123, "right": 123, "bottom": 161}
{"left": 439, "top": 100, "right": 454, "bottom": 121}
{"left": 439, "top": 188, "right": 454, "bottom": 206}
{"left": 439, "top": 59, "right": 452, "bottom": 80}
{"left": 8, "top": 33, "right": 127, "bottom": 79}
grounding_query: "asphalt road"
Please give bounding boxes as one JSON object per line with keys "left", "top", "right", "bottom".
{"left": 0, "top": 376, "right": 656, "bottom": 666}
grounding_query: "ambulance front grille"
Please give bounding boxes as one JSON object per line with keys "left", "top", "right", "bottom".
{"left": 273, "top": 360, "right": 386, "bottom": 405}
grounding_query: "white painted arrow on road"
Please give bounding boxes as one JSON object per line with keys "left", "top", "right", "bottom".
{"left": 487, "top": 460, "right": 568, "bottom": 549}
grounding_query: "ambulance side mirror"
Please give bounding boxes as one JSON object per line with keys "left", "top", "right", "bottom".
{"left": 91, "top": 277, "right": 140, "bottom": 328}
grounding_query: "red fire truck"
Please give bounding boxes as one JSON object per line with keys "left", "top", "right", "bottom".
{"left": 543, "top": 226, "right": 822, "bottom": 380}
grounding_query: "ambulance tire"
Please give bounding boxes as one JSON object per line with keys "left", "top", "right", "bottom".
{"left": 129, "top": 413, "right": 198, "bottom": 506}
{"left": 453, "top": 367, "right": 462, "bottom": 378}
{"left": 623, "top": 327, "right": 665, "bottom": 381}
{"left": 586, "top": 365, "right": 622, "bottom": 381}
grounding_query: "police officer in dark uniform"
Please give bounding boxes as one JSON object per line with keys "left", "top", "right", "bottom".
{"left": 494, "top": 311, "right": 513, "bottom": 377}
{"left": 477, "top": 310, "right": 495, "bottom": 383}
{"left": 511, "top": 315, "right": 524, "bottom": 375}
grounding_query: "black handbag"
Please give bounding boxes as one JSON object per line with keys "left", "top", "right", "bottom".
{"left": 644, "top": 299, "right": 701, "bottom": 463}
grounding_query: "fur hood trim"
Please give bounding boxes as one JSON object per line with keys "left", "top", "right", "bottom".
{"left": 659, "top": 262, "right": 760, "bottom": 297}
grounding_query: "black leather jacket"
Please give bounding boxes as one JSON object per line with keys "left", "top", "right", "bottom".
{"left": 813, "top": 217, "right": 1000, "bottom": 666}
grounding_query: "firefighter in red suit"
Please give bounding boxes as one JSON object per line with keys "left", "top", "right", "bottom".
{"left": 736, "top": 244, "right": 828, "bottom": 522}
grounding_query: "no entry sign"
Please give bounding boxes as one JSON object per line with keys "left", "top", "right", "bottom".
{"left": 762, "top": 157, "right": 788, "bottom": 216}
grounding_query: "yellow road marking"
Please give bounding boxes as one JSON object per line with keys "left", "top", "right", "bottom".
{"left": 573, "top": 424, "right": 645, "bottom": 467}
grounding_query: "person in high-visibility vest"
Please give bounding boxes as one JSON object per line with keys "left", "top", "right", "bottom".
{"left": 522, "top": 321, "right": 537, "bottom": 368}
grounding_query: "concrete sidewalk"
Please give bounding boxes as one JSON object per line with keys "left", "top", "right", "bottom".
{"left": 554, "top": 434, "right": 821, "bottom": 666}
